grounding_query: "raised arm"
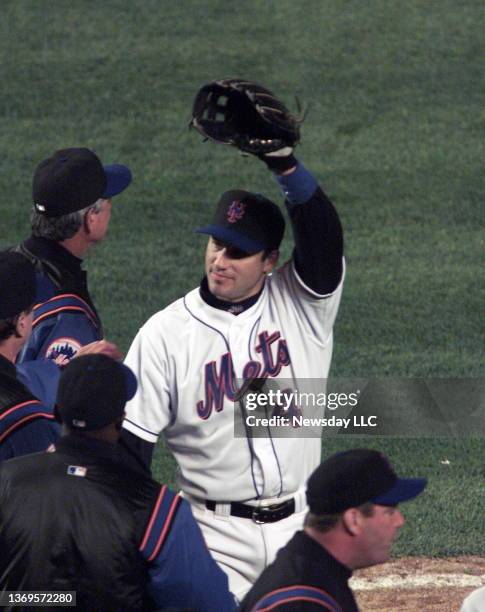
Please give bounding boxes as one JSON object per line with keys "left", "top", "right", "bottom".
{"left": 271, "top": 156, "right": 344, "bottom": 296}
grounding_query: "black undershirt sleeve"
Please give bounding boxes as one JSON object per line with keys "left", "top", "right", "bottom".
{"left": 288, "top": 187, "right": 344, "bottom": 295}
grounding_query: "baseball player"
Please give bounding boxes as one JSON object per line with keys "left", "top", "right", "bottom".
{"left": 14, "top": 147, "right": 130, "bottom": 367}
{"left": 122, "top": 79, "right": 345, "bottom": 598}
{"left": 0, "top": 252, "right": 60, "bottom": 460}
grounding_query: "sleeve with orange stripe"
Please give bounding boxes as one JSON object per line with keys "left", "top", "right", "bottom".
{"left": 0, "top": 399, "right": 60, "bottom": 460}
{"left": 251, "top": 585, "right": 342, "bottom": 611}
{"left": 16, "top": 360, "right": 61, "bottom": 409}
{"left": 18, "top": 293, "right": 102, "bottom": 363}
{"left": 140, "top": 485, "right": 237, "bottom": 612}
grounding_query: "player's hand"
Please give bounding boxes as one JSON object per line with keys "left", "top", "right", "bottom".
{"left": 191, "top": 78, "right": 301, "bottom": 161}
{"left": 73, "top": 340, "right": 123, "bottom": 361}
{"left": 191, "top": 79, "right": 302, "bottom": 174}
{"left": 53, "top": 354, "right": 70, "bottom": 367}
{"left": 258, "top": 148, "right": 297, "bottom": 174}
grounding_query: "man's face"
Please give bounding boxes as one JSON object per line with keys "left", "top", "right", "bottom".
{"left": 17, "top": 308, "right": 34, "bottom": 343}
{"left": 358, "top": 505, "right": 405, "bottom": 567}
{"left": 86, "top": 198, "right": 112, "bottom": 243}
{"left": 205, "top": 237, "right": 278, "bottom": 303}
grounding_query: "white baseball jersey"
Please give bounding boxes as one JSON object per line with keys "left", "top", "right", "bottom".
{"left": 124, "top": 258, "right": 344, "bottom": 502}
{"left": 460, "top": 586, "right": 485, "bottom": 612}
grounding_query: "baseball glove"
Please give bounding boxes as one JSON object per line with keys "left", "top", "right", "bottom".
{"left": 191, "top": 78, "right": 302, "bottom": 156}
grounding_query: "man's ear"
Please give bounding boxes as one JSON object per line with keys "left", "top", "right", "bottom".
{"left": 263, "top": 249, "right": 279, "bottom": 273}
{"left": 15, "top": 309, "right": 31, "bottom": 337}
{"left": 341, "top": 508, "right": 364, "bottom": 536}
{"left": 83, "top": 207, "right": 96, "bottom": 235}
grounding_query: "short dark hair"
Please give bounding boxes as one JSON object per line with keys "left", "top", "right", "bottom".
{"left": 0, "top": 304, "right": 34, "bottom": 342}
{"left": 304, "top": 502, "right": 375, "bottom": 533}
{"left": 0, "top": 316, "right": 20, "bottom": 341}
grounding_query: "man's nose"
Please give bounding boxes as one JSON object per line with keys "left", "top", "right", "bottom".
{"left": 395, "top": 510, "right": 405, "bottom": 527}
{"left": 213, "top": 249, "right": 228, "bottom": 268}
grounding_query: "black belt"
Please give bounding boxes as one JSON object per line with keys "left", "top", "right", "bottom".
{"left": 205, "top": 498, "right": 295, "bottom": 523}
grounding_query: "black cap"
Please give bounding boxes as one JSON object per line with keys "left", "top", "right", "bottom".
{"left": 56, "top": 355, "right": 137, "bottom": 431}
{"left": 196, "top": 189, "right": 285, "bottom": 254}
{"left": 0, "top": 252, "right": 36, "bottom": 319}
{"left": 32, "top": 147, "right": 132, "bottom": 217}
{"left": 306, "top": 449, "right": 427, "bottom": 514}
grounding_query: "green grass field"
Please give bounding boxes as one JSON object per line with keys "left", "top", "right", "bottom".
{"left": 1, "top": 1, "right": 483, "bottom": 556}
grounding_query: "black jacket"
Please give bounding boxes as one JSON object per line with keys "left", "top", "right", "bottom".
{"left": 15, "top": 236, "right": 101, "bottom": 323}
{"left": 0, "top": 435, "right": 163, "bottom": 611}
{"left": 240, "top": 531, "right": 359, "bottom": 611}
{"left": 0, "top": 355, "right": 59, "bottom": 460}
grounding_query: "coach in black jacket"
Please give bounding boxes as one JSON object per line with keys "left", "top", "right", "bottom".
{"left": 240, "top": 449, "right": 427, "bottom": 611}
{"left": 0, "top": 355, "right": 235, "bottom": 612}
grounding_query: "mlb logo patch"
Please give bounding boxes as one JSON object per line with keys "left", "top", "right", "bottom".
{"left": 72, "top": 418, "right": 87, "bottom": 428}
{"left": 67, "top": 465, "right": 87, "bottom": 477}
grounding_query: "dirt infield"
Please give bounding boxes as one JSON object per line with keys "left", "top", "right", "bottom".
{"left": 351, "top": 557, "right": 485, "bottom": 611}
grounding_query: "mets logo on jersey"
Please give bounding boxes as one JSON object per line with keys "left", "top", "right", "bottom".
{"left": 227, "top": 201, "right": 246, "bottom": 223}
{"left": 45, "top": 337, "right": 82, "bottom": 361}
{"left": 196, "top": 329, "right": 291, "bottom": 419}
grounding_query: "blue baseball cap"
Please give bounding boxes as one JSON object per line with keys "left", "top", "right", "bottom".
{"left": 102, "top": 163, "right": 133, "bottom": 199}
{"left": 307, "top": 449, "right": 427, "bottom": 514}
{"left": 196, "top": 189, "right": 285, "bottom": 254}
{"left": 33, "top": 147, "right": 132, "bottom": 217}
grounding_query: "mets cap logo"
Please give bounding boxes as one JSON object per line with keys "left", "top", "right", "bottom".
{"left": 227, "top": 200, "right": 246, "bottom": 223}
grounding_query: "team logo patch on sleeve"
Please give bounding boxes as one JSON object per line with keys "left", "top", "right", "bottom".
{"left": 45, "top": 337, "right": 82, "bottom": 360}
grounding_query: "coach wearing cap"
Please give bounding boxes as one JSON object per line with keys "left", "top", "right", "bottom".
{"left": 0, "top": 252, "right": 61, "bottom": 460}
{"left": 14, "top": 147, "right": 131, "bottom": 366}
{"left": 240, "top": 449, "right": 427, "bottom": 611}
{"left": 0, "top": 354, "right": 236, "bottom": 611}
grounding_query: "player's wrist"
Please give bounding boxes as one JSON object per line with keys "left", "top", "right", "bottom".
{"left": 259, "top": 152, "right": 298, "bottom": 174}
{"left": 275, "top": 161, "right": 318, "bottom": 205}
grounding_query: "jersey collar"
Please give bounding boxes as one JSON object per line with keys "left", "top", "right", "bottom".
{"left": 199, "top": 276, "right": 264, "bottom": 315}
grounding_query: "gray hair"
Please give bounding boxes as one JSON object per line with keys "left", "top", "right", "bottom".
{"left": 31, "top": 199, "right": 104, "bottom": 241}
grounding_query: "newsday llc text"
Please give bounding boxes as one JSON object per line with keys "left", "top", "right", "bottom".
{"left": 245, "top": 414, "right": 377, "bottom": 429}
